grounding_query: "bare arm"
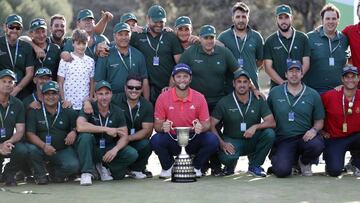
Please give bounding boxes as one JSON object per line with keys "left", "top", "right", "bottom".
{"left": 210, "top": 117, "right": 235, "bottom": 155}
{"left": 89, "top": 77, "right": 95, "bottom": 99}
{"left": 264, "top": 59, "right": 285, "bottom": 85}
{"left": 6, "top": 123, "right": 25, "bottom": 144}
{"left": 94, "top": 11, "right": 113, "bottom": 35}
{"left": 57, "top": 75, "right": 66, "bottom": 100}
{"left": 301, "top": 56, "right": 310, "bottom": 75}
{"left": 19, "top": 36, "right": 45, "bottom": 59}
{"left": 142, "top": 79, "right": 150, "bottom": 101}
{"left": 173, "top": 54, "right": 181, "bottom": 64}
{"left": 303, "top": 119, "right": 324, "bottom": 142}
{"left": 243, "top": 114, "right": 276, "bottom": 138}
{"left": 76, "top": 116, "right": 120, "bottom": 138}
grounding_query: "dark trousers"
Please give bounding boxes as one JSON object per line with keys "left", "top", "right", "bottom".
{"left": 324, "top": 133, "right": 360, "bottom": 177}
{"left": 150, "top": 132, "right": 219, "bottom": 170}
{"left": 270, "top": 134, "right": 324, "bottom": 178}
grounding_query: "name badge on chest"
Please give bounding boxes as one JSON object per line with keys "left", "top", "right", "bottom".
{"left": 329, "top": 57, "right": 335, "bottom": 66}
{"left": 0, "top": 128, "right": 6, "bottom": 138}
{"left": 153, "top": 56, "right": 160, "bottom": 66}
{"left": 288, "top": 112, "right": 295, "bottom": 122}
{"left": 99, "top": 138, "right": 106, "bottom": 149}
{"left": 45, "top": 135, "right": 52, "bottom": 145}
{"left": 237, "top": 58, "right": 244, "bottom": 67}
{"left": 240, "top": 122, "right": 247, "bottom": 132}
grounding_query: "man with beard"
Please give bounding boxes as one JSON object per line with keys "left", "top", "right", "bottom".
{"left": 174, "top": 16, "right": 200, "bottom": 50}
{"left": 304, "top": 4, "right": 348, "bottom": 94}
{"left": 218, "top": 2, "right": 264, "bottom": 89}
{"left": 267, "top": 60, "right": 325, "bottom": 178}
{"left": 130, "top": 5, "right": 183, "bottom": 103}
{"left": 264, "top": 5, "right": 310, "bottom": 88}
{"left": 0, "top": 14, "right": 34, "bottom": 99}
{"left": 95, "top": 22, "right": 149, "bottom": 100}
{"left": 150, "top": 64, "right": 219, "bottom": 179}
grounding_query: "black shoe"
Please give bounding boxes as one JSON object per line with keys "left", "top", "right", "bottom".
{"left": 223, "top": 167, "right": 235, "bottom": 176}
{"left": 24, "top": 176, "right": 35, "bottom": 183}
{"left": 267, "top": 166, "right": 273, "bottom": 175}
{"left": 0, "top": 173, "right": 4, "bottom": 183}
{"left": 142, "top": 169, "right": 153, "bottom": 178}
{"left": 35, "top": 176, "right": 49, "bottom": 185}
{"left": 5, "top": 175, "right": 16, "bottom": 187}
{"left": 211, "top": 169, "right": 225, "bottom": 177}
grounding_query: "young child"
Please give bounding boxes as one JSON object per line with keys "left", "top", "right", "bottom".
{"left": 58, "top": 29, "right": 95, "bottom": 111}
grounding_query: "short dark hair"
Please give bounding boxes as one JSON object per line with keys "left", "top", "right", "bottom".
{"left": 320, "top": 3, "right": 340, "bottom": 20}
{"left": 50, "top": 14, "right": 66, "bottom": 27}
{"left": 232, "top": 2, "right": 250, "bottom": 15}
{"left": 126, "top": 74, "right": 143, "bottom": 86}
{"left": 71, "top": 29, "right": 89, "bottom": 43}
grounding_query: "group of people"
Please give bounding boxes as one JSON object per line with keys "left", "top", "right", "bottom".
{"left": 1, "top": 1, "right": 360, "bottom": 187}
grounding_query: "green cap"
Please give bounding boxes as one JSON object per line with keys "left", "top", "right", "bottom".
{"left": 120, "top": 13, "right": 137, "bottom": 23}
{"left": 199, "top": 25, "right": 216, "bottom": 37}
{"left": 234, "top": 69, "right": 251, "bottom": 80}
{"left": 35, "top": 67, "right": 52, "bottom": 77}
{"left": 175, "top": 16, "right": 192, "bottom": 28}
{"left": 42, "top": 81, "right": 59, "bottom": 93}
{"left": 5, "top": 14, "right": 23, "bottom": 26}
{"left": 95, "top": 80, "right": 112, "bottom": 91}
{"left": 0, "top": 69, "right": 17, "bottom": 81}
{"left": 147, "top": 5, "right": 166, "bottom": 22}
{"left": 113, "top": 22, "right": 131, "bottom": 33}
{"left": 77, "top": 9, "right": 94, "bottom": 21}
{"left": 29, "top": 18, "right": 47, "bottom": 31}
{"left": 275, "top": 4, "right": 292, "bottom": 16}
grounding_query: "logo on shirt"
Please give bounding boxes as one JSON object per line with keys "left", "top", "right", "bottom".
{"left": 109, "top": 120, "right": 112, "bottom": 124}
{"left": 38, "top": 120, "right": 47, "bottom": 125}
{"left": 217, "top": 62, "right": 221, "bottom": 65}
{"left": 274, "top": 46, "right": 283, "bottom": 50}
{"left": 293, "top": 46, "right": 298, "bottom": 49}
{"left": 18, "top": 54, "right": 22, "bottom": 58}
{"left": 314, "top": 42, "right": 323, "bottom": 47}
{"left": 169, "top": 106, "right": 174, "bottom": 110}
{"left": 160, "top": 41, "right": 164, "bottom": 44}
{"left": 301, "top": 101, "right": 305, "bottom": 104}
{"left": 59, "top": 121, "right": 63, "bottom": 125}
{"left": 251, "top": 109, "right": 254, "bottom": 113}
{"left": 194, "top": 59, "right": 203, "bottom": 63}
{"left": 228, "top": 108, "right": 238, "bottom": 112}
{"left": 110, "top": 63, "right": 119, "bottom": 68}
{"left": 10, "top": 111, "right": 14, "bottom": 114}
{"left": 0, "top": 49, "right": 7, "bottom": 56}
{"left": 277, "top": 99, "right": 286, "bottom": 103}
{"left": 140, "top": 39, "right": 147, "bottom": 43}
{"left": 190, "top": 105, "right": 195, "bottom": 110}
{"left": 47, "top": 57, "right": 52, "bottom": 61}
{"left": 248, "top": 44, "right": 253, "bottom": 47}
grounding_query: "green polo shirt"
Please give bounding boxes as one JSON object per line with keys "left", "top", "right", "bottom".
{"left": 26, "top": 105, "right": 77, "bottom": 150}
{"left": 79, "top": 102, "right": 126, "bottom": 145}
{"left": 48, "top": 36, "right": 70, "bottom": 50}
{"left": 212, "top": 92, "right": 271, "bottom": 139}
{"left": 267, "top": 83, "right": 325, "bottom": 139}
{"left": 264, "top": 29, "right": 310, "bottom": 88}
{"left": 33, "top": 42, "right": 61, "bottom": 80}
{"left": 0, "top": 96, "right": 25, "bottom": 143}
{"left": 303, "top": 26, "right": 349, "bottom": 93}
{"left": 218, "top": 26, "right": 264, "bottom": 89}
{"left": 0, "top": 37, "right": 34, "bottom": 82}
{"left": 179, "top": 44, "right": 239, "bottom": 104}
{"left": 130, "top": 31, "right": 183, "bottom": 101}
{"left": 22, "top": 92, "right": 38, "bottom": 112}
{"left": 112, "top": 93, "right": 154, "bottom": 135}
{"left": 63, "top": 34, "right": 109, "bottom": 60}
{"left": 95, "top": 46, "right": 148, "bottom": 94}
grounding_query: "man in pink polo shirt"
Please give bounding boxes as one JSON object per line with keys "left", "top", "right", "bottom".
{"left": 150, "top": 63, "right": 219, "bottom": 179}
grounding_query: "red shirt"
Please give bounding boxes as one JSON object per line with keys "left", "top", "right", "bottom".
{"left": 155, "top": 87, "right": 209, "bottom": 134}
{"left": 343, "top": 24, "right": 360, "bottom": 86}
{"left": 321, "top": 89, "right": 360, "bottom": 138}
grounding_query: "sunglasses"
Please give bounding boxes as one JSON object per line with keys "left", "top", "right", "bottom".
{"left": 7, "top": 25, "right": 22, "bottom": 30}
{"left": 343, "top": 66, "right": 358, "bottom": 72}
{"left": 127, "top": 85, "right": 142, "bottom": 90}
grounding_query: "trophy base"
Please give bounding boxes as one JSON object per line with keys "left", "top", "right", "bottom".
{"left": 171, "top": 156, "right": 196, "bottom": 183}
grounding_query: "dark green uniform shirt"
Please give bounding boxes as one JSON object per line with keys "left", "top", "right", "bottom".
{"left": 212, "top": 92, "right": 271, "bottom": 139}
{"left": 130, "top": 31, "right": 183, "bottom": 102}
{"left": 303, "top": 26, "right": 348, "bottom": 93}
{"left": 79, "top": 102, "right": 126, "bottom": 145}
{"left": 47, "top": 36, "right": 70, "bottom": 50}
{"left": 95, "top": 46, "right": 148, "bottom": 94}
{"left": 112, "top": 93, "right": 154, "bottom": 135}
{"left": 26, "top": 104, "right": 77, "bottom": 150}
{"left": 179, "top": 44, "right": 239, "bottom": 104}
{"left": 33, "top": 41, "right": 61, "bottom": 80}
{"left": 22, "top": 92, "right": 39, "bottom": 112}
{"left": 218, "top": 26, "right": 264, "bottom": 88}
{"left": 264, "top": 29, "right": 310, "bottom": 88}
{"left": 267, "top": 83, "right": 325, "bottom": 139}
{"left": 0, "top": 96, "right": 25, "bottom": 143}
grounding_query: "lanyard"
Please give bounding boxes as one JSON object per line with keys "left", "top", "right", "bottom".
{"left": 38, "top": 44, "right": 50, "bottom": 66}
{"left": 116, "top": 47, "right": 132, "bottom": 71}
{"left": 98, "top": 113, "right": 109, "bottom": 127}
{"left": 5, "top": 37, "right": 19, "bottom": 70}
{"left": 232, "top": 91, "right": 252, "bottom": 120}
{"left": 233, "top": 29, "right": 247, "bottom": 55}
{"left": 342, "top": 94, "right": 355, "bottom": 117}
{"left": 0, "top": 104, "right": 10, "bottom": 128}
{"left": 146, "top": 33, "right": 163, "bottom": 56}
{"left": 127, "top": 101, "right": 140, "bottom": 128}
{"left": 284, "top": 83, "right": 306, "bottom": 108}
{"left": 42, "top": 102, "right": 61, "bottom": 134}
{"left": 32, "top": 93, "right": 38, "bottom": 102}
{"left": 277, "top": 28, "right": 296, "bottom": 58}
{"left": 327, "top": 35, "right": 341, "bottom": 56}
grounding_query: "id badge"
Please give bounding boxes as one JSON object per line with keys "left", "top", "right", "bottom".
{"left": 237, "top": 58, "right": 244, "bottom": 67}
{"left": 329, "top": 57, "right": 335, "bottom": 66}
{"left": 286, "top": 58, "right": 292, "bottom": 63}
{"left": 288, "top": 112, "right": 295, "bottom": 122}
{"left": 343, "top": 123, "right": 347, "bottom": 133}
{"left": 240, "top": 122, "right": 247, "bottom": 132}
{"left": 153, "top": 56, "right": 160, "bottom": 66}
{"left": 130, "top": 128, "right": 135, "bottom": 135}
{"left": 45, "top": 135, "right": 52, "bottom": 145}
{"left": 99, "top": 138, "right": 106, "bottom": 149}
{"left": 0, "top": 128, "right": 6, "bottom": 138}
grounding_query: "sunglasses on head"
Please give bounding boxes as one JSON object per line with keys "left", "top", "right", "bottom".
{"left": 343, "top": 66, "right": 357, "bottom": 72}
{"left": 127, "top": 85, "right": 142, "bottom": 90}
{"left": 7, "top": 25, "right": 22, "bottom": 30}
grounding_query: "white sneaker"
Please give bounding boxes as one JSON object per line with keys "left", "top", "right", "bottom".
{"left": 298, "top": 158, "right": 313, "bottom": 176}
{"left": 194, "top": 168, "right": 202, "bottom": 178}
{"left": 96, "top": 163, "right": 113, "bottom": 181}
{"left": 80, "top": 173, "right": 92, "bottom": 186}
{"left": 159, "top": 166, "right": 173, "bottom": 179}
{"left": 130, "top": 171, "right": 147, "bottom": 179}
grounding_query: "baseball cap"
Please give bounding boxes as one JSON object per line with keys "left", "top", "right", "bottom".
{"left": 5, "top": 14, "right": 23, "bottom": 26}
{"left": 42, "top": 81, "right": 59, "bottom": 93}
{"left": 172, "top": 63, "right": 192, "bottom": 76}
{"left": 276, "top": 4, "right": 292, "bottom": 16}
{"left": 287, "top": 60, "right": 302, "bottom": 70}
{"left": 199, "top": 25, "right": 216, "bottom": 37}
{"left": 113, "top": 22, "right": 131, "bottom": 33}
{"left": 147, "top": 5, "right": 166, "bottom": 22}
{"left": 0, "top": 69, "right": 16, "bottom": 81}
{"left": 175, "top": 16, "right": 192, "bottom": 28}
{"left": 29, "top": 18, "right": 47, "bottom": 31}
{"left": 95, "top": 80, "right": 112, "bottom": 91}
{"left": 342, "top": 65, "right": 359, "bottom": 76}
{"left": 77, "top": 9, "right": 94, "bottom": 21}
{"left": 35, "top": 68, "right": 52, "bottom": 77}
{"left": 234, "top": 69, "right": 251, "bottom": 80}
{"left": 120, "top": 13, "right": 137, "bottom": 23}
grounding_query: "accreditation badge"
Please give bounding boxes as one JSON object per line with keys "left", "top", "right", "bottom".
{"left": 286, "top": 58, "right": 292, "bottom": 64}
{"left": 153, "top": 56, "right": 160, "bottom": 66}
{"left": 99, "top": 138, "right": 106, "bottom": 149}
{"left": 329, "top": 57, "right": 335, "bottom": 66}
{"left": 45, "top": 135, "right": 52, "bottom": 145}
{"left": 0, "top": 128, "right": 6, "bottom": 138}
{"left": 237, "top": 58, "right": 244, "bottom": 67}
{"left": 130, "top": 128, "right": 135, "bottom": 135}
{"left": 288, "top": 112, "right": 295, "bottom": 122}
{"left": 240, "top": 122, "right": 247, "bottom": 132}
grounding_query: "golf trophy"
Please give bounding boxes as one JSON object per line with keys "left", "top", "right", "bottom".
{"left": 171, "top": 127, "right": 197, "bottom": 183}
